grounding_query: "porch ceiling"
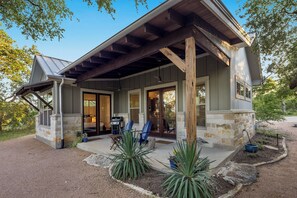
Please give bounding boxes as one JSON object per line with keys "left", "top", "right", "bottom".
{"left": 60, "top": 0, "right": 250, "bottom": 81}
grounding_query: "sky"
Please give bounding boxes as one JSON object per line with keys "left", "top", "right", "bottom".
{"left": 4, "top": 0, "right": 245, "bottom": 62}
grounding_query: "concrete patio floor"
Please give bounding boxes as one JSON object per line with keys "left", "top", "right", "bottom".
{"left": 77, "top": 135, "right": 235, "bottom": 173}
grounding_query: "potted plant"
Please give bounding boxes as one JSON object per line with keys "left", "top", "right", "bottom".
{"left": 168, "top": 150, "right": 178, "bottom": 169}
{"left": 82, "top": 133, "right": 88, "bottom": 142}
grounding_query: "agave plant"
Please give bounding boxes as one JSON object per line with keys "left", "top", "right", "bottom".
{"left": 111, "top": 131, "right": 152, "bottom": 180}
{"left": 162, "top": 141, "right": 214, "bottom": 198}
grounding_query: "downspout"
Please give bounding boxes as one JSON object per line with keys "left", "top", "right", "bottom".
{"left": 59, "top": 78, "right": 65, "bottom": 148}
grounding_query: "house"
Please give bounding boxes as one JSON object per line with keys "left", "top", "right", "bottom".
{"left": 16, "top": 0, "right": 261, "bottom": 149}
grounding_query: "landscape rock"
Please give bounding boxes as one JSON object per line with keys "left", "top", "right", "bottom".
{"left": 83, "top": 154, "right": 112, "bottom": 168}
{"left": 217, "top": 162, "right": 257, "bottom": 185}
{"left": 264, "top": 145, "right": 279, "bottom": 151}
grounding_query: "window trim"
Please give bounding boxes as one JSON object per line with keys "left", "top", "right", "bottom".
{"left": 235, "top": 76, "right": 245, "bottom": 100}
{"left": 128, "top": 89, "right": 141, "bottom": 123}
{"left": 183, "top": 76, "right": 209, "bottom": 128}
{"left": 245, "top": 83, "right": 252, "bottom": 101}
{"left": 235, "top": 75, "right": 252, "bottom": 102}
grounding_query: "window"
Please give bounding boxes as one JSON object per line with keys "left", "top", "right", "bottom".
{"left": 39, "top": 109, "right": 52, "bottom": 126}
{"left": 183, "top": 77, "right": 209, "bottom": 128}
{"left": 129, "top": 91, "right": 140, "bottom": 123}
{"left": 235, "top": 76, "right": 252, "bottom": 101}
{"left": 245, "top": 86, "right": 252, "bottom": 100}
{"left": 196, "top": 84, "right": 206, "bottom": 127}
{"left": 236, "top": 81, "right": 245, "bottom": 99}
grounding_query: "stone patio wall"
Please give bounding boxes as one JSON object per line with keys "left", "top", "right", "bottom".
{"left": 35, "top": 113, "right": 82, "bottom": 148}
{"left": 177, "top": 110, "right": 255, "bottom": 149}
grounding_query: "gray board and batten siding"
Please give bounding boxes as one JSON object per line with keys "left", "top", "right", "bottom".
{"left": 71, "top": 55, "right": 230, "bottom": 115}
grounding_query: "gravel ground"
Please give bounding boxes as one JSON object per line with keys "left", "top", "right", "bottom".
{"left": 237, "top": 117, "right": 297, "bottom": 198}
{"left": 0, "top": 135, "right": 147, "bottom": 198}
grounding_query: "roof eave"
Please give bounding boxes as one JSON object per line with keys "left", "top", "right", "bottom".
{"left": 201, "top": 0, "right": 252, "bottom": 46}
{"left": 58, "top": 0, "right": 183, "bottom": 75}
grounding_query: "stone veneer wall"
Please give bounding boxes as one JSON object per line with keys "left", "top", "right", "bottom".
{"left": 35, "top": 113, "right": 82, "bottom": 148}
{"left": 176, "top": 110, "right": 255, "bottom": 149}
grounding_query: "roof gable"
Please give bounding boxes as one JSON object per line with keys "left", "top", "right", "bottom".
{"left": 29, "top": 55, "right": 71, "bottom": 84}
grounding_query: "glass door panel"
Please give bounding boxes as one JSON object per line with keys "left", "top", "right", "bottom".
{"left": 162, "top": 89, "right": 176, "bottom": 136}
{"left": 147, "top": 87, "right": 176, "bottom": 138}
{"left": 83, "top": 93, "right": 97, "bottom": 135}
{"left": 99, "top": 95, "right": 111, "bottom": 134}
{"left": 147, "top": 90, "right": 160, "bottom": 133}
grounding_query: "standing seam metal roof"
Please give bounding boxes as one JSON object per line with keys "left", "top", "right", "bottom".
{"left": 35, "top": 55, "right": 72, "bottom": 76}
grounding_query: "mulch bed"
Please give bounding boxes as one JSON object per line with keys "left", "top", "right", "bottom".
{"left": 119, "top": 133, "right": 286, "bottom": 197}
{"left": 232, "top": 133, "right": 284, "bottom": 164}
{"left": 124, "top": 169, "right": 234, "bottom": 197}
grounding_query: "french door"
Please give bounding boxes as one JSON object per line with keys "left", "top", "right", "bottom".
{"left": 83, "top": 92, "right": 111, "bottom": 136}
{"left": 147, "top": 87, "right": 176, "bottom": 139}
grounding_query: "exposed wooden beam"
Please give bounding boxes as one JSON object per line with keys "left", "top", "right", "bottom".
{"left": 81, "top": 63, "right": 94, "bottom": 69}
{"left": 185, "top": 37, "right": 197, "bottom": 144}
{"left": 75, "top": 66, "right": 88, "bottom": 72}
{"left": 189, "top": 14, "right": 230, "bottom": 44}
{"left": 97, "top": 51, "right": 118, "bottom": 59}
{"left": 111, "top": 44, "right": 130, "bottom": 54}
{"left": 124, "top": 35, "right": 146, "bottom": 46}
{"left": 21, "top": 96, "right": 39, "bottom": 111}
{"left": 76, "top": 25, "right": 193, "bottom": 83}
{"left": 144, "top": 23, "right": 164, "bottom": 37}
{"left": 166, "top": 9, "right": 185, "bottom": 27}
{"left": 89, "top": 57, "right": 108, "bottom": 64}
{"left": 31, "top": 92, "right": 53, "bottom": 110}
{"left": 192, "top": 27, "right": 230, "bottom": 66}
{"left": 82, "top": 62, "right": 99, "bottom": 68}
{"left": 160, "top": 47, "right": 186, "bottom": 72}
{"left": 68, "top": 70, "right": 82, "bottom": 75}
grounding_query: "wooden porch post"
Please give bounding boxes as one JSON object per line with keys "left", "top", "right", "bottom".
{"left": 185, "top": 37, "right": 197, "bottom": 144}
{"left": 160, "top": 36, "right": 197, "bottom": 143}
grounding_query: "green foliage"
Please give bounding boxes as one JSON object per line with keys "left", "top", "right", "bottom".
{"left": 256, "top": 143, "right": 264, "bottom": 151}
{"left": 0, "top": 0, "right": 73, "bottom": 41}
{"left": 0, "top": 0, "right": 147, "bottom": 41}
{"left": 257, "top": 129, "right": 278, "bottom": 138}
{"left": 83, "top": 0, "right": 147, "bottom": 16}
{"left": 0, "top": 128, "right": 35, "bottom": 142}
{"left": 0, "top": 29, "right": 38, "bottom": 131}
{"left": 111, "top": 131, "right": 151, "bottom": 180}
{"left": 239, "top": 0, "right": 297, "bottom": 89}
{"left": 247, "top": 153, "right": 258, "bottom": 158}
{"left": 253, "top": 78, "right": 286, "bottom": 122}
{"left": 162, "top": 141, "right": 214, "bottom": 198}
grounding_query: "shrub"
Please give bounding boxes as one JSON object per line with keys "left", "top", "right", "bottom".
{"left": 162, "top": 141, "right": 214, "bottom": 198}
{"left": 257, "top": 129, "right": 278, "bottom": 138}
{"left": 111, "top": 131, "right": 151, "bottom": 180}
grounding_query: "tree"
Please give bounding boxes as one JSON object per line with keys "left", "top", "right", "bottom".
{"left": 0, "top": 29, "right": 38, "bottom": 131}
{"left": 253, "top": 78, "right": 285, "bottom": 122}
{"left": 0, "top": 0, "right": 147, "bottom": 41}
{"left": 239, "top": 0, "right": 297, "bottom": 89}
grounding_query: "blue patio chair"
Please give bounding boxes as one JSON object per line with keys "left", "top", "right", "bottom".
{"left": 122, "top": 120, "right": 134, "bottom": 134}
{"left": 138, "top": 121, "right": 152, "bottom": 145}
{"left": 110, "top": 120, "right": 134, "bottom": 150}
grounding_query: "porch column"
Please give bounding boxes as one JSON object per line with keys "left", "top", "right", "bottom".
{"left": 185, "top": 37, "right": 197, "bottom": 144}
{"left": 160, "top": 36, "right": 197, "bottom": 143}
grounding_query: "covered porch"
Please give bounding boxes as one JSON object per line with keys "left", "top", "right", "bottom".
{"left": 60, "top": 0, "right": 252, "bottom": 146}
{"left": 76, "top": 135, "right": 235, "bottom": 172}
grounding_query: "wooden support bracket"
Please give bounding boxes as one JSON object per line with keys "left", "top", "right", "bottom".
{"left": 31, "top": 92, "right": 53, "bottom": 110}
{"left": 159, "top": 48, "right": 186, "bottom": 72}
{"left": 21, "top": 96, "right": 39, "bottom": 111}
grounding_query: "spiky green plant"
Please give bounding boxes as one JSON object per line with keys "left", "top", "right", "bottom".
{"left": 111, "top": 131, "right": 152, "bottom": 180}
{"left": 162, "top": 141, "right": 214, "bottom": 198}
